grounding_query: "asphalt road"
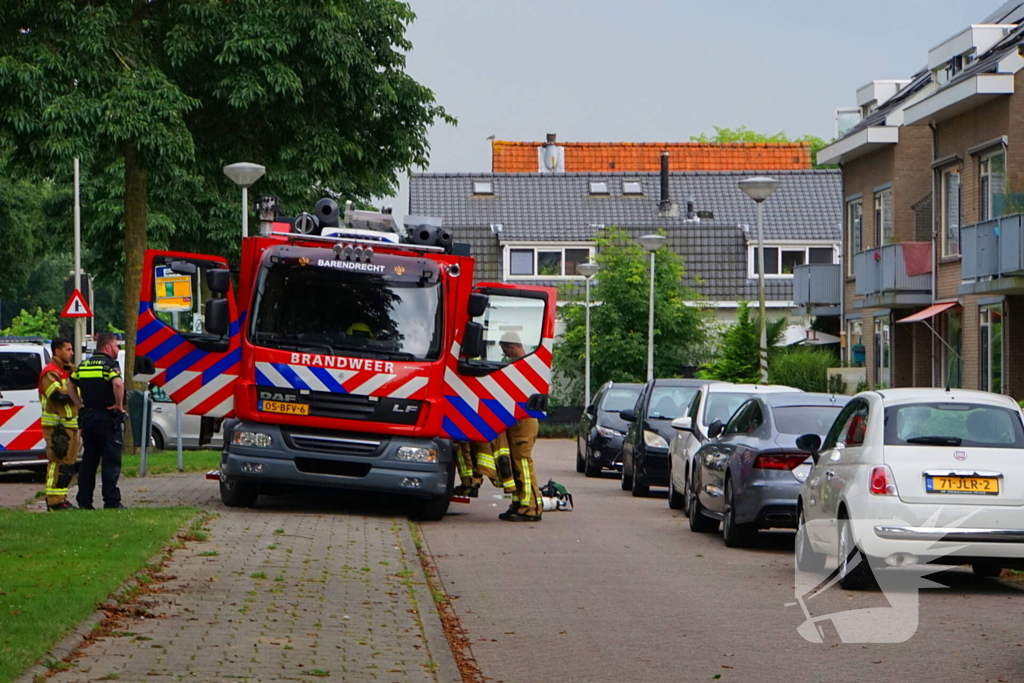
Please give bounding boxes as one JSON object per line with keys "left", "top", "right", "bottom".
{"left": 419, "top": 439, "right": 1024, "bottom": 683}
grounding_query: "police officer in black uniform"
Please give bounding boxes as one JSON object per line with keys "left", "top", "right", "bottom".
{"left": 67, "top": 333, "right": 127, "bottom": 510}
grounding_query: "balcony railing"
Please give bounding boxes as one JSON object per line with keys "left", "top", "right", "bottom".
{"left": 853, "top": 242, "right": 932, "bottom": 307}
{"left": 961, "top": 213, "right": 1024, "bottom": 282}
{"left": 793, "top": 263, "right": 841, "bottom": 310}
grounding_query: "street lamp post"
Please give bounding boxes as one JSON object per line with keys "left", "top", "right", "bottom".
{"left": 578, "top": 261, "right": 600, "bottom": 406}
{"left": 738, "top": 177, "right": 781, "bottom": 384}
{"left": 223, "top": 163, "right": 267, "bottom": 238}
{"left": 638, "top": 234, "right": 667, "bottom": 382}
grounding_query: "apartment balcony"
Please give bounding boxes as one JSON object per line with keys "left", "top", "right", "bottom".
{"left": 853, "top": 242, "right": 932, "bottom": 309}
{"left": 792, "top": 263, "right": 841, "bottom": 316}
{"left": 960, "top": 212, "right": 1024, "bottom": 295}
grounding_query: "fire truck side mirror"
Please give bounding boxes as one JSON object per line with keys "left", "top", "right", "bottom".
{"left": 468, "top": 293, "right": 489, "bottom": 318}
{"left": 134, "top": 356, "right": 156, "bottom": 376}
{"left": 205, "top": 298, "right": 230, "bottom": 337}
{"left": 169, "top": 260, "right": 197, "bottom": 275}
{"left": 462, "top": 322, "right": 485, "bottom": 358}
{"left": 207, "top": 269, "right": 231, "bottom": 295}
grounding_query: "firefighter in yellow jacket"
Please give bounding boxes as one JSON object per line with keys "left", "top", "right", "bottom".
{"left": 39, "top": 337, "right": 81, "bottom": 510}
{"left": 496, "top": 333, "right": 542, "bottom": 522}
{"left": 454, "top": 432, "right": 516, "bottom": 497}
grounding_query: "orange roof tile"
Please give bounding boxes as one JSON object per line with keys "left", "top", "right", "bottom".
{"left": 491, "top": 141, "right": 812, "bottom": 173}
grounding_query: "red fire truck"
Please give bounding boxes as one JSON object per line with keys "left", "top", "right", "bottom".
{"left": 134, "top": 198, "right": 555, "bottom": 520}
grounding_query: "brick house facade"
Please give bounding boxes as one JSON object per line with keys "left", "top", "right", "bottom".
{"left": 821, "top": 5, "right": 1024, "bottom": 398}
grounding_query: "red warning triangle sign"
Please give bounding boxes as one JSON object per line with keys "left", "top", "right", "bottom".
{"left": 61, "top": 289, "right": 93, "bottom": 318}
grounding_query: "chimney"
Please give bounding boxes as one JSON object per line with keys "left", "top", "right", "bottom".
{"left": 540, "top": 133, "right": 563, "bottom": 173}
{"left": 659, "top": 152, "right": 671, "bottom": 212}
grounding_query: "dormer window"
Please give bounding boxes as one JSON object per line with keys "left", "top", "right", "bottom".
{"left": 473, "top": 180, "right": 493, "bottom": 195}
{"left": 622, "top": 179, "right": 643, "bottom": 195}
{"left": 588, "top": 181, "right": 609, "bottom": 195}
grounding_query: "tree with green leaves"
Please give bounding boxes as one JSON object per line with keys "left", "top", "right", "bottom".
{"left": 690, "top": 126, "right": 834, "bottom": 169}
{"left": 698, "top": 302, "right": 787, "bottom": 384}
{"left": 1, "top": 307, "right": 60, "bottom": 339}
{"left": 0, "top": 1, "right": 453, "bottom": 413}
{"left": 553, "top": 227, "right": 710, "bottom": 406}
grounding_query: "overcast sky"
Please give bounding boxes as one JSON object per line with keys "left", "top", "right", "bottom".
{"left": 379, "top": 0, "right": 990, "bottom": 221}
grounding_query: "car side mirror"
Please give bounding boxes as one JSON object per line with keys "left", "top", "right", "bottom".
{"left": 462, "top": 322, "right": 484, "bottom": 359}
{"left": 707, "top": 419, "right": 723, "bottom": 439}
{"left": 796, "top": 433, "right": 822, "bottom": 464}
{"left": 468, "top": 293, "right": 489, "bottom": 318}
{"left": 620, "top": 409, "right": 636, "bottom": 422}
{"left": 671, "top": 416, "right": 693, "bottom": 431}
{"left": 585, "top": 404, "right": 596, "bottom": 417}
{"left": 205, "top": 298, "right": 229, "bottom": 336}
{"left": 207, "top": 268, "right": 231, "bottom": 295}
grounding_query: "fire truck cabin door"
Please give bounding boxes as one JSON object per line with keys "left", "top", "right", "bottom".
{"left": 443, "top": 284, "right": 556, "bottom": 443}
{"left": 135, "top": 250, "right": 241, "bottom": 419}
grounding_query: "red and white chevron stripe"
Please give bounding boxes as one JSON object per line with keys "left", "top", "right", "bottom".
{"left": 0, "top": 405, "right": 45, "bottom": 452}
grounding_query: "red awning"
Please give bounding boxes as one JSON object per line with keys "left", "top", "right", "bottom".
{"left": 897, "top": 301, "right": 960, "bottom": 323}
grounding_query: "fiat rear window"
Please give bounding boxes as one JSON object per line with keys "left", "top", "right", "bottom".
{"left": 884, "top": 403, "right": 1024, "bottom": 448}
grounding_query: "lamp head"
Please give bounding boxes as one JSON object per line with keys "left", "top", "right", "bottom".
{"left": 577, "top": 261, "right": 600, "bottom": 278}
{"left": 738, "top": 177, "right": 780, "bottom": 202}
{"left": 223, "top": 162, "right": 266, "bottom": 188}
{"left": 638, "top": 234, "right": 667, "bottom": 252}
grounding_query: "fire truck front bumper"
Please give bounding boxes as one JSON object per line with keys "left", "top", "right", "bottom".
{"left": 221, "top": 421, "right": 453, "bottom": 499}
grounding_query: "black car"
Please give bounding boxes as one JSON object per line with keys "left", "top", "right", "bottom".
{"left": 620, "top": 378, "right": 715, "bottom": 497}
{"left": 576, "top": 381, "right": 643, "bottom": 477}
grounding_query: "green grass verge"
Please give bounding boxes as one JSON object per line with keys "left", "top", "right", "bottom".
{"left": 0, "top": 507, "right": 197, "bottom": 683}
{"left": 121, "top": 450, "right": 221, "bottom": 477}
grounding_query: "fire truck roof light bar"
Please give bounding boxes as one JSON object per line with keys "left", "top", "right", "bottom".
{"left": 284, "top": 232, "right": 446, "bottom": 253}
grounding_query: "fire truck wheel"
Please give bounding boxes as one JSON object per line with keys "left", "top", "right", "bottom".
{"left": 220, "top": 474, "right": 260, "bottom": 508}
{"left": 408, "top": 463, "right": 455, "bottom": 522}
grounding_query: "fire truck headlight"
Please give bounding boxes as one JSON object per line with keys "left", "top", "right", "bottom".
{"left": 396, "top": 446, "right": 437, "bottom": 463}
{"left": 353, "top": 246, "right": 364, "bottom": 261}
{"left": 232, "top": 431, "right": 273, "bottom": 448}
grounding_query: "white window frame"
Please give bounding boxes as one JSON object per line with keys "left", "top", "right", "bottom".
{"left": 847, "top": 199, "right": 863, "bottom": 276}
{"left": 746, "top": 243, "right": 838, "bottom": 279}
{"left": 588, "top": 181, "right": 609, "bottom": 195}
{"left": 622, "top": 179, "right": 643, "bottom": 195}
{"left": 941, "top": 168, "right": 961, "bottom": 257}
{"left": 503, "top": 243, "right": 596, "bottom": 280}
{"left": 874, "top": 188, "right": 893, "bottom": 247}
{"left": 980, "top": 149, "right": 1006, "bottom": 221}
{"left": 473, "top": 180, "right": 493, "bottom": 195}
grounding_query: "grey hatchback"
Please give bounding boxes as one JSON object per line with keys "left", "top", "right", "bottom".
{"left": 688, "top": 392, "right": 849, "bottom": 547}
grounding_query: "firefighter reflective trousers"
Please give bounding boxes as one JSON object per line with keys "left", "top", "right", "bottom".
{"left": 454, "top": 434, "right": 515, "bottom": 492}
{"left": 44, "top": 425, "right": 80, "bottom": 507}
{"left": 506, "top": 418, "right": 542, "bottom": 516}
{"left": 76, "top": 410, "right": 123, "bottom": 509}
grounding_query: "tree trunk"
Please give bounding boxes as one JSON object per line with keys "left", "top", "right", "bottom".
{"left": 122, "top": 140, "right": 148, "bottom": 453}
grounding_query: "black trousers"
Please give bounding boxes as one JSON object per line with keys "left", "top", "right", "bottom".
{"left": 76, "top": 410, "right": 123, "bottom": 509}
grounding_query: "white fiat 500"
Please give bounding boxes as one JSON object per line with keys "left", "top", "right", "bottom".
{"left": 796, "top": 388, "right": 1024, "bottom": 589}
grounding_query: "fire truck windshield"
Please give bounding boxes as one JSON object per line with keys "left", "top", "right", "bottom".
{"left": 250, "top": 260, "right": 443, "bottom": 361}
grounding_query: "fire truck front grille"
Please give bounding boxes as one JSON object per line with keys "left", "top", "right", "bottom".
{"left": 305, "top": 392, "right": 377, "bottom": 421}
{"left": 283, "top": 430, "right": 385, "bottom": 458}
{"left": 294, "top": 457, "right": 372, "bottom": 478}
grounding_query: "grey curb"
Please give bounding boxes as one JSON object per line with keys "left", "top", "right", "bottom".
{"left": 13, "top": 511, "right": 206, "bottom": 683}
{"left": 400, "top": 519, "right": 463, "bottom": 683}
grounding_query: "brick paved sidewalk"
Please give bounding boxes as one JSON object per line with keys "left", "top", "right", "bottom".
{"left": 35, "top": 474, "right": 459, "bottom": 683}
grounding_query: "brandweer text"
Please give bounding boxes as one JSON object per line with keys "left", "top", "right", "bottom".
{"left": 290, "top": 353, "right": 395, "bottom": 373}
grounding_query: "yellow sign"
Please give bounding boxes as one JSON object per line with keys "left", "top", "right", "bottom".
{"left": 153, "top": 266, "right": 193, "bottom": 312}
{"left": 260, "top": 400, "right": 310, "bottom": 416}
{"left": 928, "top": 475, "right": 999, "bottom": 495}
